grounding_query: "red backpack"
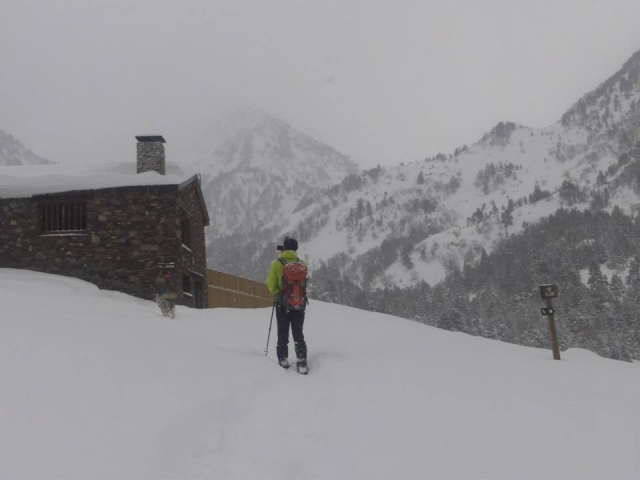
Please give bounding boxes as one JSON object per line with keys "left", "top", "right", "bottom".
{"left": 279, "top": 258, "right": 308, "bottom": 311}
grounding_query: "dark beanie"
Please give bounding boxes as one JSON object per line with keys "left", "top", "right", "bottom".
{"left": 283, "top": 236, "right": 298, "bottom": 251}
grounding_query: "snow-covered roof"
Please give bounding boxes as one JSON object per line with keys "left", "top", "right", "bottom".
{"left": 0, "top": 162, "right": 198, "bottom": 199}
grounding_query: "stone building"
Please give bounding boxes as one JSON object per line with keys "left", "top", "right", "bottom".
{"left": 0, "top": 135, "right": 210, "bottom": 308}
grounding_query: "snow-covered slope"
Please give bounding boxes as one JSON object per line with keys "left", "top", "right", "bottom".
{"left": 562, "top": 48, "right": 640, "bottom": 135}
{"left": 294, "top": 117, "right": 637, "bottom": 286}
{"left": 0, "top": 130, "right": 53, "bottom": 166}
{"left": 1, "top": 269, "right": 638, "bottom": 479}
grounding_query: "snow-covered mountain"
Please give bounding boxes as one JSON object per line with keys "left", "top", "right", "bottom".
{"left": 0, "top": 130, "right": 53, "bottom": 166}
{"left": 2, "top": 268, "right": 638, "bottom": 479}
{"left": 192, "top": 108, "right": 358, "bottom": 238}
{"left": 296, "top": 49, "right": 640, "bottom": 289}
{"left": 194, "top": 49, "right": 640, "bottom": 290}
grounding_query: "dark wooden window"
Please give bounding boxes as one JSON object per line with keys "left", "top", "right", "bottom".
{"left": 183, "top": 275, "right": 192, "bottom": 294}
{"left": 181, "top": 216, "right": 191, "bottom": 248}
{"left": 40, "top": 202, "right": 87, "bottom": 233}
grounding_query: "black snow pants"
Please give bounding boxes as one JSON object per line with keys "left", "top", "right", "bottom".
{"left": 275, "top": 304, "right": 307, "bottom": 361}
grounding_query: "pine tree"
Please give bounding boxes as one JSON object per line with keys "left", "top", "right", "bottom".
{"left": 587, "top": 261, "right": 611, "bottom": 313}
{"left": 627, "top": 255, "right": 640, "bottom": 287}
{"left": 501, "top": 199, "right": 514, "bottom": 234}
{"left": 609, "top": 274, "right": 625, "bottom": 300}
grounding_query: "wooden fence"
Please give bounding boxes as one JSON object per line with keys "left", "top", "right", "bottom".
{"left": 207, "top": 269, "right": 273, "bottom": 308}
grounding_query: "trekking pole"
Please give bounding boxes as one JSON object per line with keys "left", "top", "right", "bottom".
{"left": 264, "top": 302, "right": 276, "bottom": 356}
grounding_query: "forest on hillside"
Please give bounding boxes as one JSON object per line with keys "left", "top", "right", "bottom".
{"left": 311, "top": 143, "right": 640, "bottom": 361}
{"left": 311, "top": 207, "right": 640, "bottom": 361}
{"left": 209, "top": 143, "right": 640, "bottom": 362}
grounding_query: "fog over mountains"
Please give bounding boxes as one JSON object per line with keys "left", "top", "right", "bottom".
{"left": 192, "top": 109, "right": 358, "bottom": 238}
{"left": 198, "top": 49, "right": 640, "bottom": 287}
{"left": 3, "top": 48, "right": 640, "bottom": 360}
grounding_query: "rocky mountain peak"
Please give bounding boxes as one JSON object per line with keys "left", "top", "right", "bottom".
{"left": 0, "top": 130, "right": 53, "bottom": 166}
{"left": 193, "top": 108, "right": 359, "bottom": 240}
{"left": 193, "top": 108, "right": 358, "bottom": 184}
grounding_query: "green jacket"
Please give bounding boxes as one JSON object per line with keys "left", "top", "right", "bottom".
{"left": 267, "top": 250, "right": 307, "bottom": 297}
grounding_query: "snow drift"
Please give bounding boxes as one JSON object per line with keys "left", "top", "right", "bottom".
{"left": 0, "top": 269, "right": 638, "bottom": 479}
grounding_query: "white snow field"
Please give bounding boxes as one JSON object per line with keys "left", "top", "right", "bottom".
{"left": 0, "top": 269, "right": 638, "bottom": 479}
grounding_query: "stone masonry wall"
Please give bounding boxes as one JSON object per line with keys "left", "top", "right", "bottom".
{"left": 176, "top": 183, "right": 209, "bottom": 308}
{"left": 136, "top": 142, "right": 165, "bottom": 175}
{"left": 0, "top": 185, "right": 195, "bottom": 304}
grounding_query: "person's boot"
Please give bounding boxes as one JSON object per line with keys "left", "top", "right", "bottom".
{"left": 277, "top": 344, "right": 289, "bottom": 369}
{"left": 278, "top": 358, "right": 290, "bottom": 369}
{"left": 294, "top": 342, "right": 307, "bottom": 361}
{"left": 296, "top": 358, "right": 309, "bottom": 375}
{"left": 295, "top": 342, "right": 308, "bottom": 374}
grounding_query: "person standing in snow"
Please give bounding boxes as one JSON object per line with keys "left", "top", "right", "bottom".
{"left": 267, "top": 235, "right": 308, "bottom": 373}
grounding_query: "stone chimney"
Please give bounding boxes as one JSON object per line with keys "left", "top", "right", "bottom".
{"left": 135, "top": 135, "right": 166, "bottom": 175}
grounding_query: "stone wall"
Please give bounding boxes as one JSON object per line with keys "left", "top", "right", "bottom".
{"left": 0, "top": 182, "right": 208, "bottom": 307}
{"left": 176, "top": 182, "right": 209, "bottom": 308}
{"left": 136, "top": 142, "right": 165, "bottom": 175}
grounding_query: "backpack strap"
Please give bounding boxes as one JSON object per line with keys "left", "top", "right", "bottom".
{"left": 278, "top": 256, "right": 300, "bottom": 265}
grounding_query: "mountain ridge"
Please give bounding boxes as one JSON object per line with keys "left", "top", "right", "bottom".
{"left": 193, "top": 48, "right": 640, "bottom": 305}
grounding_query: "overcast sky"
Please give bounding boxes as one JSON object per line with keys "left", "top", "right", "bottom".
{"left": 2, "top": 0, "right": 640, "bottom": 169}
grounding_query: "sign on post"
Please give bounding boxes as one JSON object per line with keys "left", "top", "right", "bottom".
{"left": 539, "top": 284, "right": 558, "bottom": 299}
{"left": 539, "top": 284, "right": 561, "bottom": 360}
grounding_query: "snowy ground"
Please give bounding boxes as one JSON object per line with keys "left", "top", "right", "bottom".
{"left": 1, "top": 268, "right": 638, "bottom": 479}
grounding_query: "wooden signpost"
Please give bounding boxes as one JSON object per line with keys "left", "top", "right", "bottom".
{"left": 539, "top": 284, "right": 561, "bottom": 360}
